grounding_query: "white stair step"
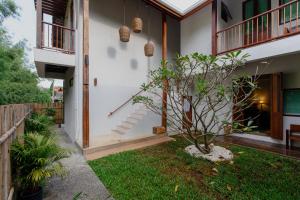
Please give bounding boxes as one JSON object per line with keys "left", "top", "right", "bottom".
{"left": 112, "top": 129, "right": 126, "bottom": 135}
{"left": 128, "top": 115, "right": 143, "bottom": 120}
{"left": 117, "top": 124, "right": 132, "bottom": 131}
{"left": 120, "top": 122, "right": 134, "bottom": 128}
{"left": 123, "top": 120, "right": 136, "bottom": 126}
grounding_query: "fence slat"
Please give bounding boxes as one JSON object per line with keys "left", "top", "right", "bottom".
{"left": 0, "top": 104, "right": 31, "bottom": 200}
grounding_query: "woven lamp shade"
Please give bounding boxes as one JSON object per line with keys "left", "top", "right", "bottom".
{"left": 119, "top": 25, "right": 130, "bottom": 42}
{"left": 132, "top": 17, "right": 143, "bottom": 33}
{"left": 144, "top": 41, "right": 155, "bottom": 57}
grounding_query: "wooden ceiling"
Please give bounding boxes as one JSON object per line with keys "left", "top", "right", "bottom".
{"left": 34, "top": 0, "right": 212, "bottom": 21}
{"left": 34, "top": 0, "right": 68, "bottom": 18}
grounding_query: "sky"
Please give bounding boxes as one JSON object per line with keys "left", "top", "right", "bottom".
{"left": 3, "top": 0, "right": 63, "bottom": 88}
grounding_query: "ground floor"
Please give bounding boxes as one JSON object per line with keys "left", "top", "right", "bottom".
{"left": 231, "top": 53, "right": 300, "bottom": 147}
{"left": 61, "top": 52, "right": 300, "bottom": 153}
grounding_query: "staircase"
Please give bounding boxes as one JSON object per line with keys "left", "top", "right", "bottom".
{"left": 111, "top": 105, "right": 148, "bottom": 135}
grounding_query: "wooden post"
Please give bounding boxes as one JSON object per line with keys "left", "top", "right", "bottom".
{"left": 211, "top": 0, "right": 217, "bottom": 56}
{"left": 83, "top": 0, "right": 90, "bottom": 148}
{"left": 161, "top": 14, "right": 168, "bottom": 130}
{"left": 36, "top": 0, "right": 42, "bottom": 48}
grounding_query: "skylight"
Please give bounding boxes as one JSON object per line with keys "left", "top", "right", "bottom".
{"left": 159, "top": 0, "right": 207, "bottom": 15}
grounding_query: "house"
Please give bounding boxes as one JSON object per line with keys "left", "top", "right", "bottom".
{"left": 33, "top": 0, "right": 300, "bottom": 154}
{"left": 52, "top": 86, "right": 64, "bottom": 102}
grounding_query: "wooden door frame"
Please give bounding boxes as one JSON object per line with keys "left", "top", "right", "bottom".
{"left": 242, "top": 0, "right": 272, "bottom": 20}
{"left": 232, "top": 73, "right": 283, "bottom": 140}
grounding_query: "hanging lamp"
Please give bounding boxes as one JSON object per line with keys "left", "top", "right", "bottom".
{"left": 119, "top": 0, "right": 130, "bottom": 42}
{"left": 132, "top": 1, "right": 143, "bottom": 33}
{"left": 144, "top": 6, "right": 154, "bottom": 57}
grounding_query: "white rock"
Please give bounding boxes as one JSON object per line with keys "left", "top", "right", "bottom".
{"left": 185, "top": 144, "right": 233, "bottom": 162}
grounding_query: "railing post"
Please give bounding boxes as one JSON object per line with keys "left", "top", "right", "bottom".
{"left": 212, "top": 0, "right": 218, "bottom": 56}
{"left": 36, "top": 0, "right": 42, "bottom": 48}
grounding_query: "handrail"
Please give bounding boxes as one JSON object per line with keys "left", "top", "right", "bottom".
{"left": 216, "top": 0, "right": 300, "bottom": 54}
{"left": 42, "top": 21, "right": 75, "bottom": 31}
{"left": 108, "top": 88, "right": 145, "bottom": 117}
{"left": 41, "top": 22, "right": 75, "bottom": 54}
{"left": 217, "top": 0, "right": 298, "bottom": 34}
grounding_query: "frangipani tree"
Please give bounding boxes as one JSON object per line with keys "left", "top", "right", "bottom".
{"left": 134, "top": 51, "right": 259, "bottom": 154}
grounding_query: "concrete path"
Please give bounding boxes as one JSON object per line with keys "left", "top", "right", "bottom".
{"left": 44, "top": 127, "right": 113, "bottom": 200}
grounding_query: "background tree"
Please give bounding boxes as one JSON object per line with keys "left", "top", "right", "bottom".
{"left": 134, "top": 51, "right": 259, "bottom": 154}
{"left": 0, "top": 0, "right": 51, "bottom": 105}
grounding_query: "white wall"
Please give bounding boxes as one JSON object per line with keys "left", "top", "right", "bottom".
{"left": 181, "top": 4, "right": 212, "bottom": 55}
{"left": 88, "top": 0, "right": 180, "bottom": 139}
{"left": 63, "top": 69, "right": 77, "bottom": 140}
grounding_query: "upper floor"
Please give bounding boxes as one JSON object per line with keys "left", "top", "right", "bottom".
{"left": 181, "top": 0, "right": 300, "bottom": 62}
{"left": 34, "top": 0, "right": 75, "bottom": 79}
{"left": 34, "top": 0, "right": 300, "bottom": 78}
{"left": 217, "top": 0, "right": 300, "bottom": 61}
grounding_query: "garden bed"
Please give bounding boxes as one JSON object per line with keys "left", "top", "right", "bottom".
{"left": 89, "top": 136, "right": 300, "bottom": 200}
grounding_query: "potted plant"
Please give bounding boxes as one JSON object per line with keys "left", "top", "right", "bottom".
{"left": 11, "top": 133, "right": 70, "bottom": 200}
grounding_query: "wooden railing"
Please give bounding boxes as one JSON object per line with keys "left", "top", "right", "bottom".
{"left": 41, "top": 22, "right": 75, "bottom": 54}
{"left": 217, "top": 0, "right": 300, "bottom": 55}
{"left": 0, "top": 104, "right": 31, "bottom": 200}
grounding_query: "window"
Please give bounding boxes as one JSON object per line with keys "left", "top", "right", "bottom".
{"left": 221, "top": 1, "right": 232, "bottom": 22}
{"left": 279, "top": 0, "right": 300, "bottom": 24}
{"left": 284, "top": 89, "right": 300, "bottom": 116}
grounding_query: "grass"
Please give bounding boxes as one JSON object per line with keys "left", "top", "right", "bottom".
{"left": 89, "top": 136, "right": 300, "bottom": 200}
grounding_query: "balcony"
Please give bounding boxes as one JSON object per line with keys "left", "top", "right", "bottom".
{"left": 217, "top": 0, "right": 300, "bottom": 61}
{"left": 34, "top": 0, "right": 75, "bottom": 79}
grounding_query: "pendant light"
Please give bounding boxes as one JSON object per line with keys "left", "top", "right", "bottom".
{"left": 119, "top": 0, "right": 130, "bottom": 42}
{"left": 144, "top": 6, "right": 154, "bottom": 57}
{"left": 132, "top": 1, "right": 143, "bottom": 33}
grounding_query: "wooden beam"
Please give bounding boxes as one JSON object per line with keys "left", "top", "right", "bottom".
{"left": 211, "top": 0, "right": 217, "bottom": 56}
{"left": 83, "top": 0, "right": 90, "bottom": 148}
{"left": 182, "top": 0, "right": 213, "bottom": 20}
{"left": 36, "top": 0, "right": 42, "bottom": 48}
{"left": 161, "top": 14, "right": 168, "bottom": 130}
{"left": 143, "top": 0, "right": 182, "bottom": 20}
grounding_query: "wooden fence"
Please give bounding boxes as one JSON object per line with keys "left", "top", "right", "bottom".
{"left": 32, "top": 102, "right": 64, "bottom": 124}
{"left": 0, "top": 104, "right": 32, "bottom": 200}
{"left": 0, "top": 103, "right": 64, "bottom": 200}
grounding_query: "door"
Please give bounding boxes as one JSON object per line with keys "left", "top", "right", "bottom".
{"left": 182, "top": 96, "right": 193, "bottom": 129}
{"left": 270, "top": 73, "right": 283, "bottom": 140}
{"left": 243, "top": 0, "right": 271, "bottom": 45}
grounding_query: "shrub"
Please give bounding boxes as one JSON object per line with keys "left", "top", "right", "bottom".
{"left": 25, "top": 113, "right": 54, "bottom": 136}
{"left": 46, "top": 107, "right": 56, "bottom": 117}
{"left": 11, "top": 133, "right": 70, "bottom": 195}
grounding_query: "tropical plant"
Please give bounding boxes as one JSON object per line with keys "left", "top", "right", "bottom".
{"left": 11, "top": 133, "right": 70, "bottom": 194}
{"left": 133, "top": 51, "right": 259, "bottom": 154}
{"left": 46, "top": 107, "right": 56, "bottom": 117}
{"left": 25, "top": 113, "right": 54, "bottom": 136}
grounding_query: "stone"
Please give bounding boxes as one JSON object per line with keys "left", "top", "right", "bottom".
{"left": 185, "top": 144, "right": 233, "bottom": 162}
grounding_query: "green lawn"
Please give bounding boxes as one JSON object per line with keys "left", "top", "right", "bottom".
{"left": 89, "top": 136, "right": 300, "bottom": 200}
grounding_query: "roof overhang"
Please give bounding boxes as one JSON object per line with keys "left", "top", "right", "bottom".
{"left": 143, "top": 0, "right": 212, "bottom": 20}
{"left": 34, "top": 0, "right": 68, "bottom": 18}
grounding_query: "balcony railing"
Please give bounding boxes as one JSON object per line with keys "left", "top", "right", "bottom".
{"left": 40, "top": 22, "right": 75, "bottom": 54}
{"left": 217, "top": 0, "right": 300, "bottom": 55}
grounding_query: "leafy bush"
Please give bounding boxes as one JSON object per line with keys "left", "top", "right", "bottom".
{"left": 46, "top": 107, "right": 56, "bottom": 117}
{"left": 11, "top": 133, "right": 70, "bottom": 192}
{"left": 25, "top": 113, "right": 54, "bottom": 136}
